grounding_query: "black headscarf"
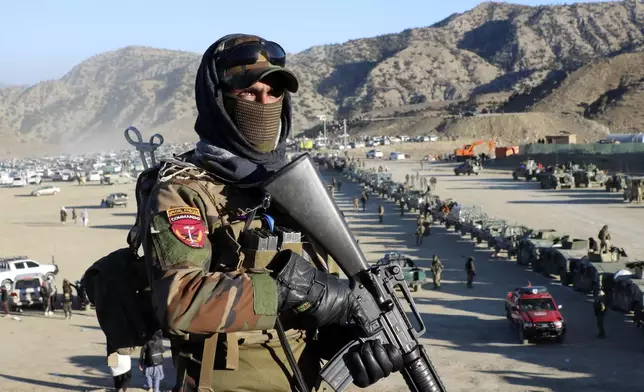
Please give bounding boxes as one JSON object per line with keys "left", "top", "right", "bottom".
{"left": 192, "top": 34, "right": 292, "bottom": 185}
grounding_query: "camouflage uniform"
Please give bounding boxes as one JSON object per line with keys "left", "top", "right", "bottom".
{"left": 142, "top": 161, "right": 324, "bottom": 391}
{"left": 465, "top": 257, "right": 476, "bottom": 288}
{"left": 353, "top": 196, "right": 359, "bottom": 211}
{"left": 429, "top": 177, "right": 437, "bottom": 192}
{"left": 594, "top": 296, "right": 607, "bottom": 338}
{"left": 598, "top": 225, "right": 611, "bottom": 253}
{"left": 431, "top": 256, "right": 443, "bottom": 290}
{"left": 634, "top": 183, "right": 642, "bottom": 204}
{"left": 415, "top": 224, "right": 425, "bottom": 245}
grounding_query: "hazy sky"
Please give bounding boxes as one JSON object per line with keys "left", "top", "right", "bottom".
{"left": 1, "top": 0, "right": 616, "bottom": 85}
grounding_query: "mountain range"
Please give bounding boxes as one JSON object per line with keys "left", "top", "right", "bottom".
{"left": 1, "top": 0, "right": 643, "bottom": 153}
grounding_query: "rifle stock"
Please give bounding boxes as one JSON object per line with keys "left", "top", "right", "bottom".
{"left": 262, "top": 153, "right": 447, "bottom": 392}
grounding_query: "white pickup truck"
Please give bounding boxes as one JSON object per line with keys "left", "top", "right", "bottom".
{"left": 0, "top": 257, "right": 58, "bottom": 289}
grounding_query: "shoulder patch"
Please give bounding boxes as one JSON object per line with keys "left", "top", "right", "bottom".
{"left": 167, "top": 207, "right": 206, "bottom": 248}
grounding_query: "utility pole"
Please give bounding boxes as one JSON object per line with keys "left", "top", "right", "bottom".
{"left": 317, "top": 115, "right": 327, "bottom": 146}
{"left": 323, "top": 117, "right": 327, "bottom": 143}
{"left": 342, "top": 119, "right": 348, "bottom": 148}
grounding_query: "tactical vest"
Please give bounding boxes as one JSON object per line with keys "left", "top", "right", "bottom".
{"left": 131, "top": 156, "right": 335, "bottom": 386}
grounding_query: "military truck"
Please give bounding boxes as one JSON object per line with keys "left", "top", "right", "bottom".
{"left": 571, "top": 250, "right": 629, "bottom": 295}
{"left": 624, "top": 176, "right": 644, "bottom": 203}
{"left": 401, "top": 190, "right": 427, "bottom": 212}
{"left": 572, "top": 164, "right": 609, "bottom": 188}
{"left": 531, "top": 239, "right": 588, "bottom": 286}
{"left": 472, "top": 218, "right": 507, "bottom": 245}
{"left": 454, "top": 160, "right": 481, "bottom": 176}
{"left": 490, "top": 225, "right": 530, "bottom": 258}
{"left": 602, "top": 267, "right": 644, "bottom": 314}
{"left": 605, "top": 173, "right": 627, "bottom": 192}
{"left": 367, "top": 172, "right": 392, "bottom": 193}
{"left": 517, "top": 229, "right": 565, "bottom": 266}
{"left": 512, "top": 159, "right": 541, "bottom": 181}
{"left": 444, "top": 205, "right": 480, "bottom": 231}
{"left": 458, "top": 210, "right": 488, "bottom": 237}
{"left": 431, "top": 199, "right": 454, "bottom": 223}
{"left": 375, "top": 180, "right": 395, "bottom": 198}
{"left": 384, "top": 182, "right": 403, "bottom": 200}
{"left": 540, "top": 171, "right": 575, "bottom": 190}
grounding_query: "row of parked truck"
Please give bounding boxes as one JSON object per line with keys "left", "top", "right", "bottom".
{"left": 343, "top": 167, "right": 436, "bottom": 212}
{"left": 512, "top": 159, "right": 644, "bottom": 202}
{"left": 321, "top": 154, "right": 644, "bottom": 326}
{"left": 429, "top": 200, "right": 644, "bottom": 323}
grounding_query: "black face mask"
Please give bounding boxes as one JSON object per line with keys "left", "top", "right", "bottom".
{"left": 223, "top": 93, "right": 283, "bottom": 152}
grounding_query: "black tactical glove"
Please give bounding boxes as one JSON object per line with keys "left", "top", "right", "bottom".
{"left": 269, "top": 250, "right": 367, "bottom": 329}
{"left": 346, "top": 340, "right": 404, "bottom": 388}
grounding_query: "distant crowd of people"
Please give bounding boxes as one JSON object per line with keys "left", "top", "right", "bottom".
{"left": 60, "top": 206, "right": 89, "bottom": 226}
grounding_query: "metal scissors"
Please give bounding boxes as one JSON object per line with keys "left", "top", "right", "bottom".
{"left": 124, "top": 126, "right": 164, "bottom": 170}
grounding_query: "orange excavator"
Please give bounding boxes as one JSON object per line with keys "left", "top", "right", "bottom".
{"left": 455, "top": 140, "right": 495, "bottom": 161}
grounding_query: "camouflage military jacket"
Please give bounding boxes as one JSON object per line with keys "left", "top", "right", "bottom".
{"left": 138, "top": 158, "right": 282, "bottom": 337}
{"left": 136, "top": 156, "right": 342, "bottom": 346}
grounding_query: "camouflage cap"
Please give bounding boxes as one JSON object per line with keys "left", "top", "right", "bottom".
{"left": 216, "top": 35, "right": 299, "bottom": 93}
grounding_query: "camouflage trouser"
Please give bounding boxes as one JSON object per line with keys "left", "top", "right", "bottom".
{"left": 466, "top": 271, "right": 475, "bottom": 288}
{"left": 596, "top": 313, "right": 606, "bottom": 337}
{"left": 63, "top": 302, "right": 72, "bottom": 318}
{"left": 353, "top": 202, "right": 359, "bottom": 211}
{"left": 432, "top": 271, "right": 441, "bottom": 289}
{"left": 600, "top": 240, "right": 611, "bottom": 253}
{"left": 179, "top": 337, "right": 320, "bottom": 392}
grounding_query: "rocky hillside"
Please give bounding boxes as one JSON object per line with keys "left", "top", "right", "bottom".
{"left": 528, "top": 51, "right": 644, "bottom": 132}
{"left": 1, "top": 1, "right": 644, "bottom": 148}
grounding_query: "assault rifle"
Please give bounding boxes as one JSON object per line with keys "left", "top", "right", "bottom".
{"left": 262, "top": 153, "right": 447, "bottom": 392}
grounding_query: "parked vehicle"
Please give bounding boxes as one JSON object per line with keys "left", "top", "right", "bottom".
{"left": 31, "top": 185, "right": 60, "bottom": 197}
{"left": 11, "top": 177, "right": 27, "bottom": 187}
{"left": 505, "top": 285, "right": 566, "bottom": 344}
{"left": 375, "top": 253, "right": 427, "bottom": 292}
{"left": 512, "top": 160, "right": 541, "bottom": 181}
{"left": 9, "top": 273, "right": 45, "bottom": 310}
{"left": 0, "top": 256, "right": 58, "bottom": 290}
{"left": 365, "top": 149, "right": 384, "bottom": 159}
{"left": 105, "top": 193, "right": 129, "bottom": 208}
{"left": 87, "top": 171, "right": 102, "bottom": 182}
{"left": 454, "top": 160, "right": 481, "bottom": 176}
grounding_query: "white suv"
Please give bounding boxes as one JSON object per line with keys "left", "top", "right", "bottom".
{"left": 0, "top": 257, "right": 58, "bottom": 290}
{"left": 366, "top": 149, "right": 384, "bottom": 159}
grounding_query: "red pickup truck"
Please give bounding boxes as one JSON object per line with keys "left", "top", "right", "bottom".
{"left": 504, "top": 285, "right": 566, "bottom": 345}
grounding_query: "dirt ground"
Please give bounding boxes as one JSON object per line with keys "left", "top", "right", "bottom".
{"left": 1, "top": 160, "right": 644, "bottom": 392}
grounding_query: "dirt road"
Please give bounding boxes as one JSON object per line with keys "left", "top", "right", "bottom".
{"left": 362, "top": 160, "right": 644, "bottom": 260}
{"left": 1, "top": 164, "right": 643, "bottom": 391}
{"left": 333, "top": 165, "right": 644, "bottom": 391}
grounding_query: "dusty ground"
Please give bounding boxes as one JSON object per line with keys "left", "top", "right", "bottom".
{"left": 1, "top": 161, "right": 644, "bottom": 392}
